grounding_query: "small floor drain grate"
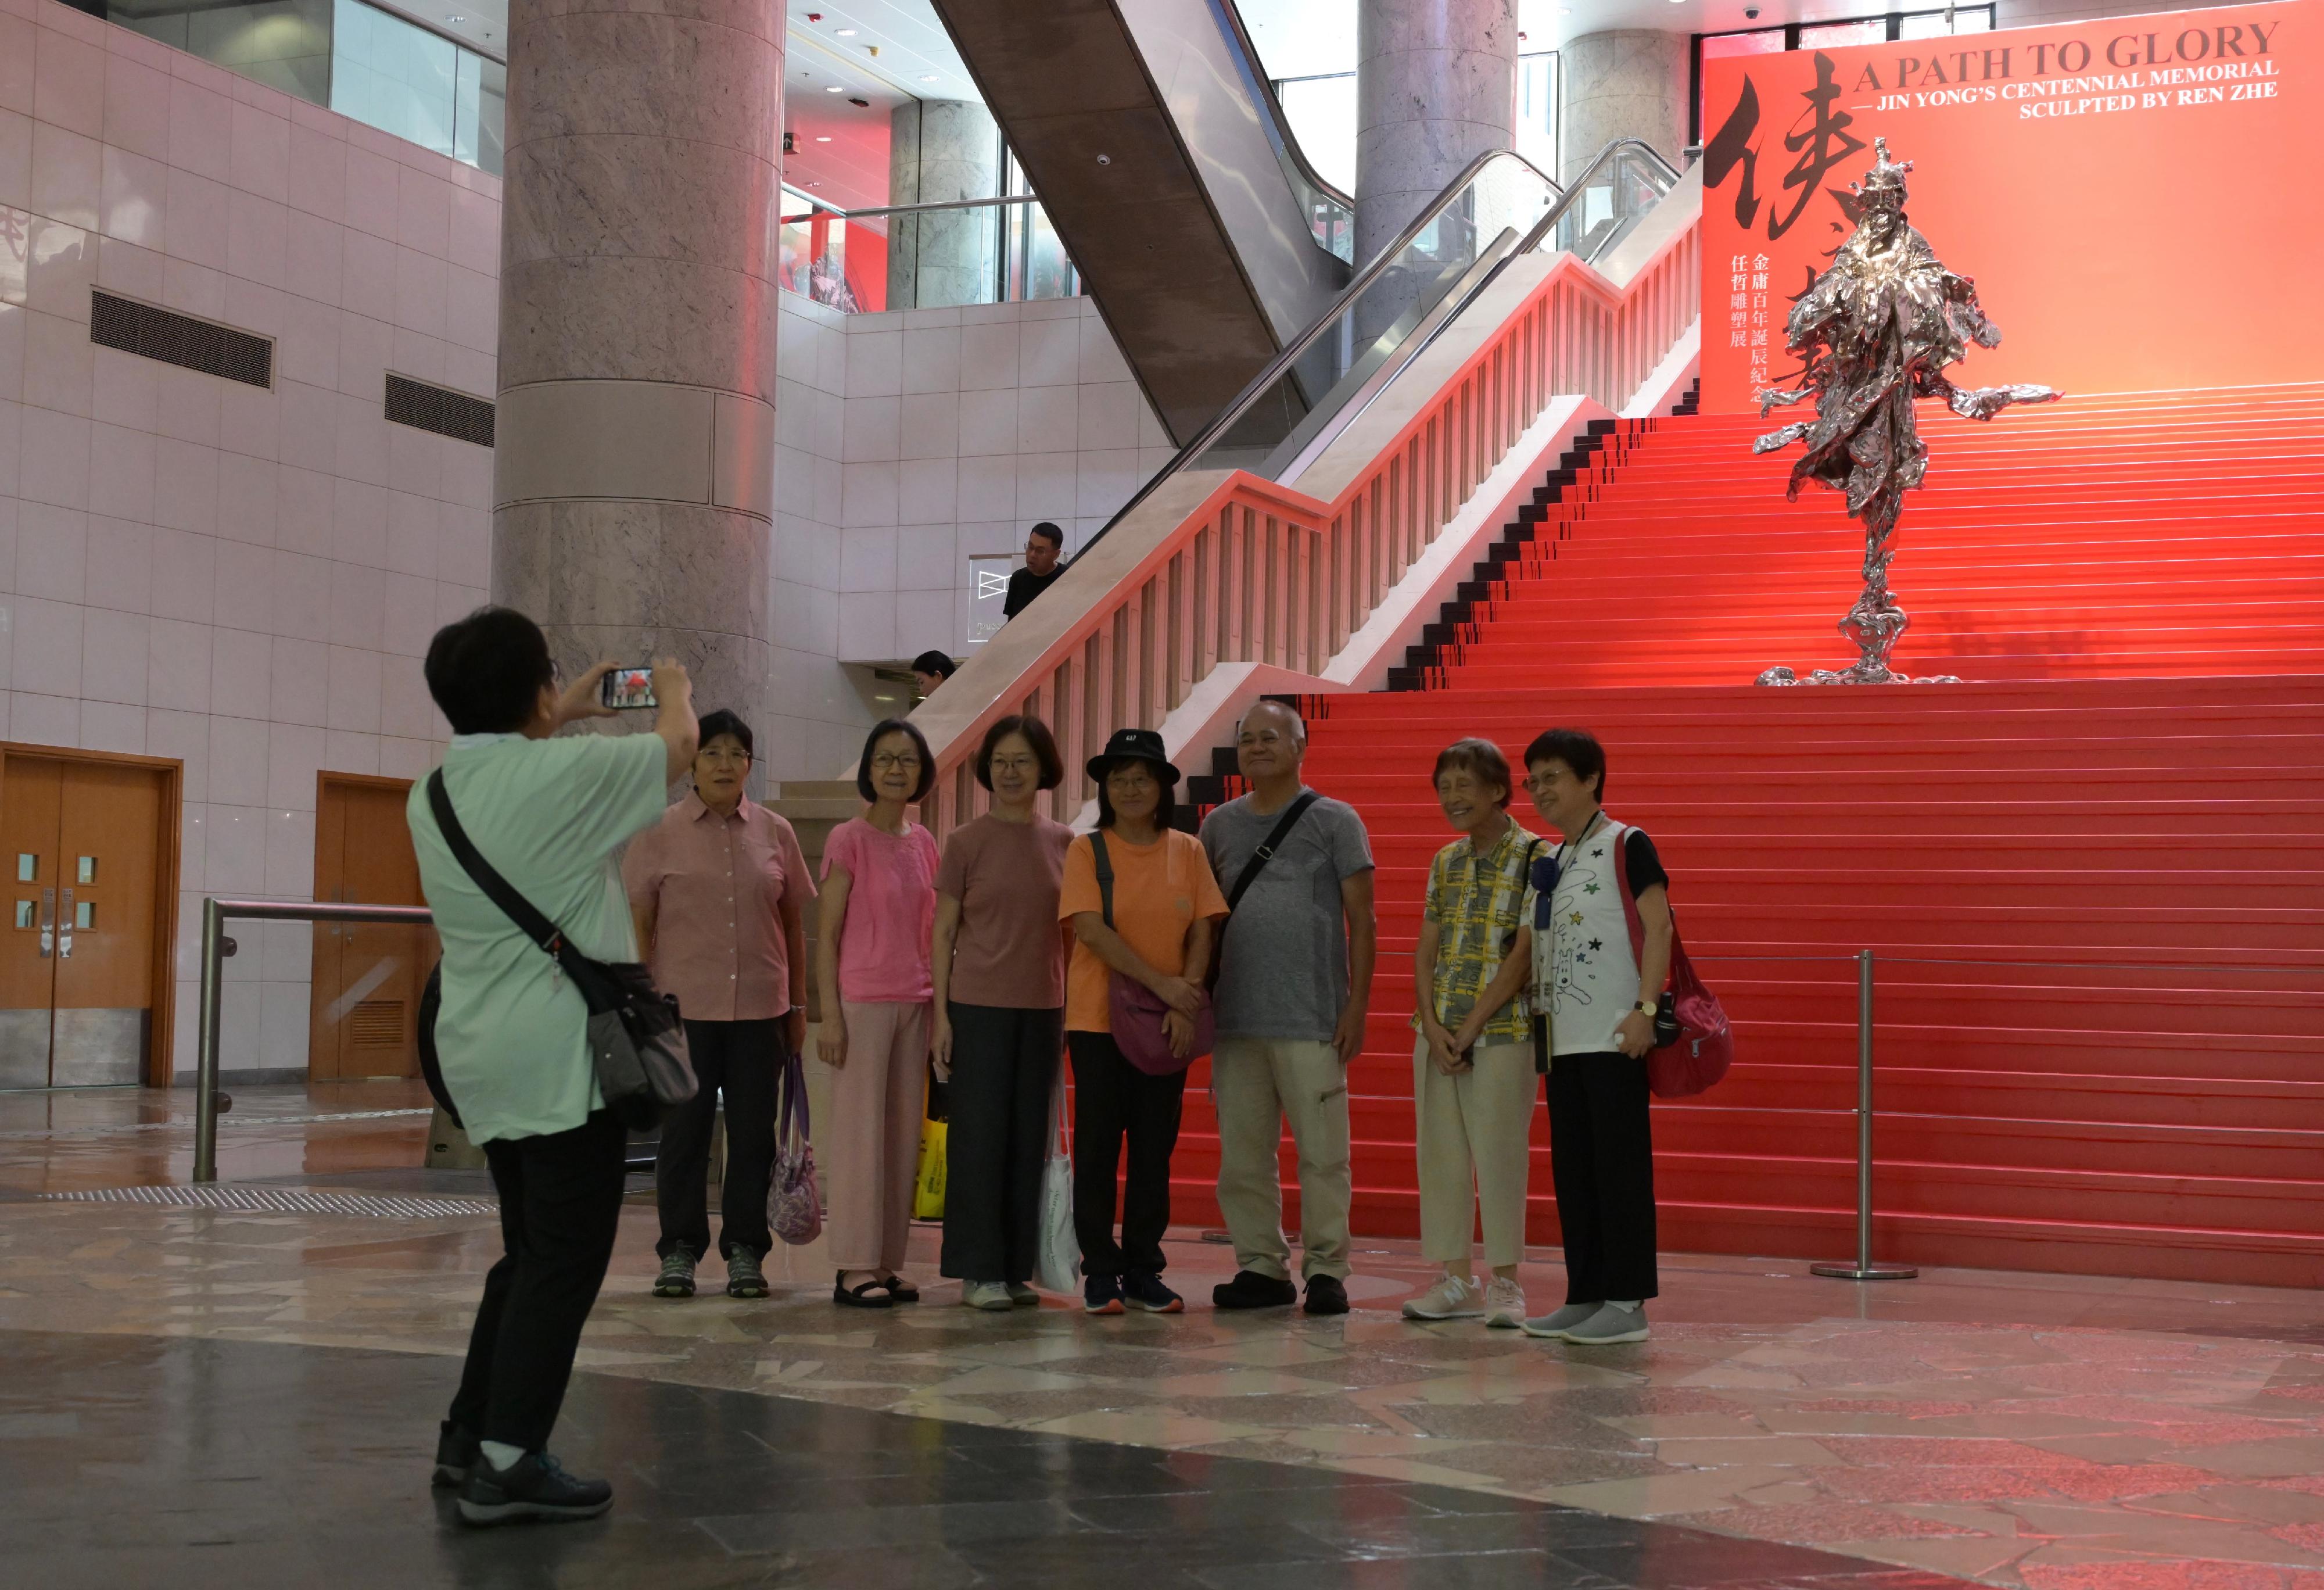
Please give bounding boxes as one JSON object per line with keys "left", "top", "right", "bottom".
{"left": 40, "top": 1185, "right": 498, "bottom": 1219}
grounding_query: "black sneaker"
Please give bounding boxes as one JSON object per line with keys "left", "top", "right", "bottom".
{"left": 432, "top": 1421, "right": 479, "bottom": 1488}
{"left": 1213, "top": 1269, "right": 1297, "bottom": 1310}
{"left": 1122, "top": 1272, "right": 1183, "bottom": 1313}
{"left": 1303, "top": 1274, "right": 1350, "bottom": 1316}
{"left": 1084, "top": 1274, "right": 1125, "bottom": 1315}
{"left": 457, "top": 1450, "right": 614, "bottom": 1527}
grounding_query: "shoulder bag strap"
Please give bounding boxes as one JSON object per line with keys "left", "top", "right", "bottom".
{"left": 1224, "top": 792, "right": 1320, "bottom": 912}
{"left": 426, "top": 769, "right": 598, "bottom": 991}
{"left": 1089, "top": 832, "right": 1114, "bottom": 930}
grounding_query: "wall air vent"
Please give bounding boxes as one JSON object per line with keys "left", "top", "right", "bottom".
{"left": 88, "top": 291, "right": 273, "bottom": 389}
{"left": 385, "top": 373, "right": 496, "bottom": 447}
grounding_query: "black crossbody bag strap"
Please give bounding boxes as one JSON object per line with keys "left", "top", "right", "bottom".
{"left": 1089, "top": 831, "right": 1114, "bottom": 929}
{"left": 426, "top": 769, "right": 609, "bottom": 1007}
{"left": 1225, "top": 791, "right": 1320, "bottom": 912}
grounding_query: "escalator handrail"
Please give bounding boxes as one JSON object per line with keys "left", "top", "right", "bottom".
{"left": 1202, "top": 0, "right": 1354, "bottom": 217}
{"left": 1073, "top": 141, "right": 1680, "bottom": 571}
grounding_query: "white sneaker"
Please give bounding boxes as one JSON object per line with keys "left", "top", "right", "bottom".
{"left": 1519, "top": 1301, "right": 1601, "bottom": 1339}
{"left": 1561, "top": 1302, "right": 1649, "bottom": 1344}
{"left": 1483, "top": 1276, "right": 1527, "bottom": 1329}
{"left": 961, "top": 1280, "right": 1014, "bottom": 1312}
{"left": 1400, "top": 1274, "right": 1486, "bottom": 1320}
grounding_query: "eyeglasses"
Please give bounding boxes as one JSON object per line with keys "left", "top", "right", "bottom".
{"left": 699, "top": 747, "right": 752, "bottom": 765}
{"left": 870, "top": 752, "right": 923, "bottom": 770}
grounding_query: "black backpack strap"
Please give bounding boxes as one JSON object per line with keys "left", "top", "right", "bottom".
{"left": 1089, "top": 831, "right": 1114, "bottom": 929}
{"left": 426, "top": 769, "right": 596, "bottom": 990}
{"left": 1224, "top": 792, "right": 1320, "bottom": 912}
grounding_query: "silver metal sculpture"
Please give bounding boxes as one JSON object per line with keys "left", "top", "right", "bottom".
{"left": 1752, "top": 138, "right": 2060, "bottom": 686}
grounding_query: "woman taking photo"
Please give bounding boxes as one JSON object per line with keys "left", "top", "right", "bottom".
{"left": 816, "top": 718, "right": 940, "bottom": 1309}
{"left": 1404, "top": 737, "right": 1540, "bottom": 1330}
{"left": 933, "top": 715, "right": 1074, "bottom": 1309}
{"left": 1057, "top": 729, "right": 1228, "bottom": 1316}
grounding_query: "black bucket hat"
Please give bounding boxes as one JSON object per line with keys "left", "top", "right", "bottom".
{"left": 1085, "top": 727, "right": 1180, "bottom": 787}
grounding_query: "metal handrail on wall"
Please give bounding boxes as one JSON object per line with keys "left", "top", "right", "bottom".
{"left": 192, "top": 898, "right": 435, "bottom": 1183}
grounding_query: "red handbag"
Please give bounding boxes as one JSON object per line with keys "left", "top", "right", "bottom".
{"left": 1612, "top": 824, "right": 1733, "bottom": 1098}
{"left": 1090, "top": 832, "right": 1213, "bottom": 1076}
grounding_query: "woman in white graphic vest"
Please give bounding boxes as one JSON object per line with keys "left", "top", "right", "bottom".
{"left": 1516, "top": 728, "right": 1672, "bottom": 1347}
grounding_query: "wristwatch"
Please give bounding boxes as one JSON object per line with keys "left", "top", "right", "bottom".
{"left": 1633, "top": 1000, "right": 1659, "bottom": 1017}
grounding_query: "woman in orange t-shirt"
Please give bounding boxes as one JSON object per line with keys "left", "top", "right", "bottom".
{"left": 1057, "top": 729, "right": 1228, "bottom": 1317}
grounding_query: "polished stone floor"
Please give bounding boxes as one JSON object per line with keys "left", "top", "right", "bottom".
{"left": 6, "top": 1084, "right": 2324, "bottom": 1588}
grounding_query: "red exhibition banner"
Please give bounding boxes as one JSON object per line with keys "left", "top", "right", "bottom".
{"left": 1698, "top": 0, "right": 2324, "bottom": 411}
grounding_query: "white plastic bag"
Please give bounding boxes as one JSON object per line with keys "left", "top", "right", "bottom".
{"left": 1035, "top": 1065, "right": 1079, "bottom": 1294}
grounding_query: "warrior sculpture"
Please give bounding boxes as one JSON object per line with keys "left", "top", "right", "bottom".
{"left": 1753, "top": 138, "right": 2060, "bottom": 686}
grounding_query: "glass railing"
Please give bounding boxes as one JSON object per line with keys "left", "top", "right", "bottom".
{"left": 1207, "top": 0, "right": 1355, "bottom": 262}
{"left": 1077, "top": 139, "right": 1684, "bottom": 554}
{"left": 779, "top": 191, "right": 1079, "bottom": 316}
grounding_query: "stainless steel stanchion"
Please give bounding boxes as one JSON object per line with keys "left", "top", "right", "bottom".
{"left": 1812, "top": 949, "right": 1917, "bottom": 1281}
{"left": 193, "top": 898, "right": 228, "bottom": 1183}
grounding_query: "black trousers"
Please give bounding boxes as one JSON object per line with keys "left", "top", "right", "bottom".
{"left": 449, "top": 1108, "right": 627, "bottom": 1452}
{"left": 941, "top": 1003, "right": 1063, "bottom": 1284}
{"left": 1545, "top": 1053, "right": 1660, "bottom": 1303}
{"left": 655, "top": 1016, "right": 784, "bottom": 1261}
{"left": 1068, "top": 1030, "right": 1186, "bottom": 1277}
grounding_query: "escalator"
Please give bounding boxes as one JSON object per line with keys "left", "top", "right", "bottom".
{"left": 928, "top": 0, "right": 1353, "bottom": 445}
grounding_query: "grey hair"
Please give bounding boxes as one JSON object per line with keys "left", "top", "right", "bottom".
{"left": 1239, "top": 698, "right": 1307, "bottom": 745}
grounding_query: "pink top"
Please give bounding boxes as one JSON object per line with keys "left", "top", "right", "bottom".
{"left": 623, "top": 796, "right": 815, "bottom": 1022}
{"left": 822, "top": 816, "right": 939, "bottom": 1004}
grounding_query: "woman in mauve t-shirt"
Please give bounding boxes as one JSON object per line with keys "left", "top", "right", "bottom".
{"left": 815, "top": 718, "right": 940, "bottom": 1309}
{"left": 931, "top": 715, "right": 1075, "bottom": 1308}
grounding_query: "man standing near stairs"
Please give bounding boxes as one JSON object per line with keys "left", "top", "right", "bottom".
{"left": 1200, "top": 700, "right": 1378, "bottom": 1317}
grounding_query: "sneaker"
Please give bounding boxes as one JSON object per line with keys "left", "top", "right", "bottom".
{"left": 1006, "top": 1283, "right": 1039, "bottom": 1306}
{"left": 1400, "top": 1274, "right": 1485, "bottom": 1321}
{"left": 1213, "top": 1269, "right": 1297, "bottom": 1310}
{"left": 432, "top": 1421, "right": 478, "bottom": 1488}
{"left": 1303, "top": 1274, "right": 1350, "bottom": 1316}
{"left": 1561, "top": 1302, "right": 1649, "bottom": 1345}
{"left": 962, "top": 1280, "right": 1014, "bottom": 1311}
{"left": 1519, "top": 1301, "right": 1602, "bottom": 1340}
{"left": 1084, "top": 1274, "right": 1125, "bottom": 1315}
{"left": 1122, "top": 1272, "right": 1183, "bottom": 1313}
{"left": 652, "top": 1251, "right": 695, "bottom": 1299}
{"left": 725, "top": 1251, "right": 768, "bottom": 1299}
{"left": 456, "top": 1450, "right": 614, "bottom": 1527}
{"left": 1484, "top": 1276, "right": 1527, "bottom": 1329}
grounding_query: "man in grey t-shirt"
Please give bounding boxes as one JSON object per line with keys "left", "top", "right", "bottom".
{"left": 1199, "top": 699, "right": 1376, "bottom": 1316}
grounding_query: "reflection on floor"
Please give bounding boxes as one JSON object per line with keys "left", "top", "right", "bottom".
{"left": 5, "top": 1085, "right": 2324, "bottom": 1588}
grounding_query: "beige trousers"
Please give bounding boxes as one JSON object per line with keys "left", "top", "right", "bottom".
{"left": 1212, "top": 1037, "right": 1352, "bottom": 1281}
{"left": 1412, "top": 1037, "right": 1537, "bottom": 1268}
{"left": 823, "top": 1000, "right": 930, "bottom": 1273}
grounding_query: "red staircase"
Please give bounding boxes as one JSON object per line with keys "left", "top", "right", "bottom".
{"left": 1171, "top": 384, "right": 2324, "bottom": 1288}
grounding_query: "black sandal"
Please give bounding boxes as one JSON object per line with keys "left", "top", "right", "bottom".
{"left": 834, "top": 1271, "right": 893, "bottom": 1309}
{"left": 875, "top": 1274, "right": 920, "bottom": 1303}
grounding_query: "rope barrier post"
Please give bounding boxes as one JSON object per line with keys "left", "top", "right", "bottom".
{"left": 1812, "top": 949, "right": 1917, "bottom": 1281}
{"left": 193, "top": 898, "right": 227, "bottom": 1184}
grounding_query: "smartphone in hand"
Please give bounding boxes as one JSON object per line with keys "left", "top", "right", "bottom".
{"left": 599, "top": 665, "right": 657, "bottom": 710}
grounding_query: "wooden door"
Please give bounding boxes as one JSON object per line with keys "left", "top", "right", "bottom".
{"left": 0, "top": 759, "right": 64, "bottom": 1088}
{"left": 48, "top": 762, "right": 163, "bottom": 1086}
{"left": 310, "top": 776, "right": 432, "bottom": 1080}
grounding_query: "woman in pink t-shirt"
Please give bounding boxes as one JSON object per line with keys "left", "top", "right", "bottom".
{"left": 816, "top": 717, "right": 940, "bottom": 1308}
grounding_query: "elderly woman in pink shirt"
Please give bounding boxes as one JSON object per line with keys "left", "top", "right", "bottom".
{"left": 816, "top": 717, "right": 941, "bottom": 1308}
{"left": 625, "top": 709, "right": 815, "bottom": 1303}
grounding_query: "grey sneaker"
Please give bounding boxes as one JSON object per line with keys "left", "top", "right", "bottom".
{"left": 1561, "top": 1302, "right": 1649, "bottom": 1344}
{"left": 962, "top": 1280, "right": 1013, "bottom": 1311}
{"left": 725, "top": 1251, "right": 768, "bottom": 1299}
{"left": 1484, "top": 1276, "right": 1527, "bottom": 1329}
{"left": 1006, "top": 1283, "right": 1039, "bottom": 1306}
{"left": 653, "top": 1251, "right": 695, "bottom": 1298}
{"left": 1519, "top": 1301, "right": 1602, "bottom": 1339}
{"left": 1400, "top": 1274, "right": 1485, "bottom": 1320}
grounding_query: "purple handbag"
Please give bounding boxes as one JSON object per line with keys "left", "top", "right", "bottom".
{"left": 1091, "top": 832, "right": 1213, "bottom": 1076}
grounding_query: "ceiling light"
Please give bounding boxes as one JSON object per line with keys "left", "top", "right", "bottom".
{"left": 836, "top": 26, "right": 856, "bottom": 35}
{"left": 920, "top": 73, "right": 939, "bottom": 81}
{"left": 825, "top": 84, "right": 844, "bottom": 92}
{"left": 444, "top": 12, "right": 465, "bottom": 19}
{"left": 815, "top": 135, "right": 831, "bottom": 142}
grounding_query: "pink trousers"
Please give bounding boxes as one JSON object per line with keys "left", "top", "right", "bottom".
{"left": 823, "top": 1000, "right": 930, "bottom": 1273}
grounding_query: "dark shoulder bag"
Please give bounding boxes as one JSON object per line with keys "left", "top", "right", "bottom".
{"left": 419, "top": 770, "right": 695, "bottom": 1131}
{"left": 1091, "top": 832, "right": 1215, "bottom": 1076}
{"left": 1206, "top": 792, "right": 1322, "bottom": 992}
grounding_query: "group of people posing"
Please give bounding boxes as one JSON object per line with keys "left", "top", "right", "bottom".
{"left": 409, "top": 604, "right": 1669, "bottom": 1527}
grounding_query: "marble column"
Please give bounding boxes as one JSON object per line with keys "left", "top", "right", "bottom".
{"left": 1558, "top": 30, "right": 1689, "bottom": 185}
{"left": 887, "top": 98, "right": 1000, "bottom": 312}
{"left": 490, "top": 0, "right": 783, "bottom": 742}
{"left": 1354, "top": 0, "right": 1519, "bottom": 267}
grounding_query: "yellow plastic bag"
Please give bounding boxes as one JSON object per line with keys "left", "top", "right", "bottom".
{"left": 914, "top": 1116, "right": 947, "bottom": 1220}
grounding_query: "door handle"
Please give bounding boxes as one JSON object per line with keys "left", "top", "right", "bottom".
{"left": 58, "top": 888, "right": 72, "bottom": 960}
{"left": 38, "top": 887, "right": 53, "bottom": 959}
